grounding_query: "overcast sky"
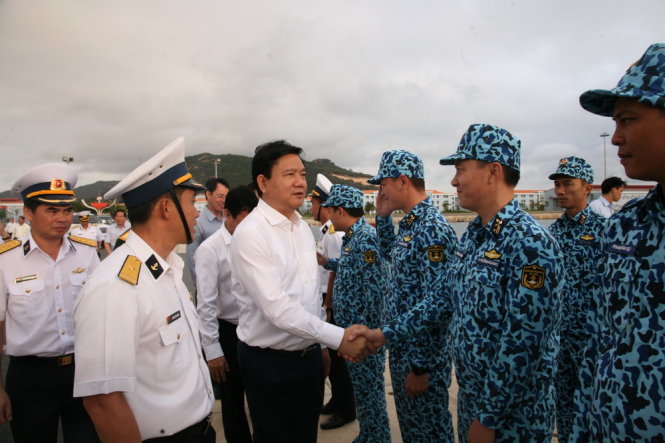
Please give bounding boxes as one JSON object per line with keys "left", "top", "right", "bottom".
{"left": 0, "top": 1, "right": 662, "bottom": 194}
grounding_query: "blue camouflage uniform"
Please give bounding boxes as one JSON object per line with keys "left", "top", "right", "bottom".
{"left": 547, "top": 156, "right": 607, "bottom": 442}
{"left": 323, "top": 185, "right": 391, "bottom": 443}
{"left": 440, "top": 124, "right": 563, "bottom": 442}
{"left": 572, "top": 43, "right": 665, "bottom": 441}
{"left": 369, "top": 150, "right": 458, "bottom": 442}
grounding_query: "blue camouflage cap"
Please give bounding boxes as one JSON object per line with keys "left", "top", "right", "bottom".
{"left": 367, "top": 150, "right": 424, "bottom": 185}
{"left": 548, "top": 156, "right": 594, "bottom": 183}
{"left": 580, "top": 43, "right": 665, "bottom": 116}
{"left": 439, "top": 123, "right": 521, "bottom": 171}
{"left": 321, "top": 184, "right": 364, "bottom": 209}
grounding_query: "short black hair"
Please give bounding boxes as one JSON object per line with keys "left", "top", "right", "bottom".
{"left": 601, "top": 176, "right": 627, "bottom": 194}
{"left": 251, "top": 140, "right": 304, "bottom": 197}
{"left": 113, "top": 209, "right": 127, "bottom": 218}
{"left": 23, "top": 200, "right": 40, "bottom": 212}
{"left": 205, "top": 177, "right": 230, "bottom": 193}
{"left": 504, "top": 166, "right": 520, "bottom": 187}
{"left": 224, "top": 186, "right": 259, "bottom": 218}
{"left": 127, "top": 188, "right": 184, "bottom": 226}
{"left": 407, "top": 177, "right": 426, "bottom": 191}
{"left": 330, "top": 206, "right": 364, "bottom": 218}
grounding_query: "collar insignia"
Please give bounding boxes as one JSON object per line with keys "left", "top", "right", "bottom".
{"left": 23, "top": 240, "right": 31, "bottom": 255}
{"left": 344, "top": 246, "right": 351, "bottom": 252}
{"left": 145, "top": 254, "right": 164, "bottom": 279}
{"left": 118, "top": 255, "right": 141, "bottom": 285}
{"left": 347, "top": 228, "right": 354, "bottom": 239}
{"left": 321, "top": 225, "right": 329, "bottom": 234}
{"left": 405, "top": 213, "right": 417, "bottom": 226}
{"left": 484, "top": 249, "right": 501, "bottom": 260}
{"left": 492, "top": 217, "right": 503, "bottom": 235}
{"left": 579, "top": 214, "right": 587, "bottom": 225}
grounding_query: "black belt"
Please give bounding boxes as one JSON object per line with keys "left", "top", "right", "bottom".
{"left": 244, "top": 342, "right": 320, "bottom": 357}
{"left": 144, "top": 414, "right": 212, "bottom": 442}
{"left": 10, "top": 353, "right": 74, "bottom": 367}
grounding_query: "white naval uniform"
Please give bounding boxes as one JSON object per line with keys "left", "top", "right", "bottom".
{"left": 69, "top": 224, "right": 103, "bottom": 246}
{"left": 316, "top": 220, "right": 344, "bottom": 295}
{"left": 194, "top": 223, "right": 237, "bottom": 360}
{"left": 73, "top": 231, "right": 214, "bottom": 440}
{"left": 0, "top": 233, "right": 99, "bottom": 357}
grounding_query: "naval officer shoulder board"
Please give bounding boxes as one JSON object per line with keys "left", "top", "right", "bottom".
{"left": 0, "top": 239, "right": 21, "bottom": 254}
{"left": 118, "top": 255, "right": 142, "bottom": 285}
{"left": 69, "top": 235, "right": 97, "bottom": 247}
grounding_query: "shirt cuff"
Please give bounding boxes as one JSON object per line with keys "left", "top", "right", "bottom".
{"left": 202, "top": 342, "right": 224, "bottom": 361}
{"left": 318, "top": 322, "right": 345, "bottom": 350}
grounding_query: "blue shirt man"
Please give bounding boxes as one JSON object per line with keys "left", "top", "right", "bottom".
{"left": 371, "top": 150, "right": 458, "bottom": 442}
{"left": 547, "top": 156, "right": 607, "bottom": 443}
{"left": 321, "top": 184, "right": 391, "bottom": 442}
{"left": 573, "top": 42, "right": 665, "bottom": 441}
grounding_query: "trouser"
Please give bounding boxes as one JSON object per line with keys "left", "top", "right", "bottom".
{"left": 217, "top": 319, "right": 252, "bottom": 443}
{"left": 325, "top": 310, "right": 356, "bottom": 420}
{"left": 238, "top": 341, "right": 323, "bottom": 443}
{"left": 144, "top": 415, "right": 216, "bottom": 443}
{"left": 6, "top": 354, "right": 99, "bottom": 443}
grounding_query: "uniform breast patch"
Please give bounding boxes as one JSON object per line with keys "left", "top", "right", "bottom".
{"left": 427, "top": 245, "right": 445, "bottom": 262}
{"left": 364, "top": 250, "right": 377, "bottom": 263}
{"left": 118, "top": 255, "right": 142, "bottom": 285}
{"left": 521, "top": 264, "right": 545, "bottom": 290}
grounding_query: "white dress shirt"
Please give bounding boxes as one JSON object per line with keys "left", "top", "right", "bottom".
{"left": 104, "top": 222, "right": 131, "bottom": 249}
{"left": 0, "top": 233, "right": 99, "bottom": 356}
{"left": 74, "top": 231, "right": 214, "bottom": 439}
{"left": 195, "top": 223, "right": 238, "bottom": 360}
{"left": 5, "top": 222, "right": 17, "bottom": 236}
{"left": 186, "top": 206, "right": 224, "bottom": 285}
{"left": 317, "top": 220, "right": 344, "bottom": 294}
{"left": 13, "top": 223, "right": 31, "bottom": 240}
{"left": 230, "top": 199, "right": 344, "bottom": 351}
{"left": 589, "top": 196, "right": 614, "bottom": 218}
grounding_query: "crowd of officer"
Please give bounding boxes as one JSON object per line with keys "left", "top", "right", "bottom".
{"left": 0, "top": 42, "right": 663, "bottom": 443}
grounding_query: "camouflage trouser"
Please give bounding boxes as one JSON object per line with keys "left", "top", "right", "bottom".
{"left": 346, "top": 349, "right": 391, "bottom": 443}
{"left": 388, "top": 351, "right": 453, "bottom": 442}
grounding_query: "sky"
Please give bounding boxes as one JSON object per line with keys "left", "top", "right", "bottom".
{"left": 0, "top": 0, "right": 662, "bottom": 194}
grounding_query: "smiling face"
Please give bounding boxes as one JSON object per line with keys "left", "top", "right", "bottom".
{"left": 612, "top": 98, "right": 665, "bottom": 184}
{"left": 258, "top": 153, "right": 307, "bottom": 218}
{"left": 206, "top": 182, "right": 229, "bottom": 216}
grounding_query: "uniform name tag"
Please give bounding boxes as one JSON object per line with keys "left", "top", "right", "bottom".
{"left": 477, "top": 257, "right": 499, "bottom": 268}
{"left": 167, "top": 311, "right": 181, "bottom": 324}
{"left": 397, "top": 241, "right": 410, "bottom": 248}
{"left": 608, "top": 243, "right": 636, "bottom": 256}
{"left": 455, "top": 251, "right": 465, "bottom": 259}
{"left": 15, "top": 274, "right": 38, "bottom": 284}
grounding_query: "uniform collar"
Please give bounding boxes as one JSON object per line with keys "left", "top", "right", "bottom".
{"left": 124, "top": 231, "right": 182, "bottom": 281}
{"left": 561, "top": 205, "right": 593, "bottom": 225}
{"left": 219, "top": 222, "right": 233, "bottom": 246}
{"left": 399, "top": 197, "right": 432, "bottom": 230}
{"left": 22, "top": 232, "right": 76, "bottom": 259}
{"left": 320, "top": 219, "right": 333, "bottom": 234}
{"left": 256, "top": 198, "right": 303, "bottom": 228}
{"left": 469, "top": 197, "right": 520, "bottom": 238}
{"left": 636, "top": 184, "right": 665, "bottom": 223}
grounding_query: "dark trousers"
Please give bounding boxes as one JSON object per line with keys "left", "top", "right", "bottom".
{"left": 144, "top": 415, "right": 215, "bottom": 443}
{"left": 325, "top": 311, "right": 356, "bottom": 420}
{"left": 217, "top": 319, "right": 252, "bottom": 443}
{"left": 6, "top": 356, "right": 99, "bottom": 443}
{"left": 237, "top": 341, "right": 323, "bottom": 443}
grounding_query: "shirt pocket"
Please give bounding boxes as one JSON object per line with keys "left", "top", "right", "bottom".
{"left": 7, "top": 278, "right": 47, "bottom": 319}
{"left": 158, "top": 320, "right": 186, "bottom": 372}
{"left": 466, "top": 263, "right": 504, "bottom": 325}
{"left": 602, "top": 253, "right": 639, "bottom": 333}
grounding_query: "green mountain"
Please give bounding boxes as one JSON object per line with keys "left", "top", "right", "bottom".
{"left": 0, "top": 154, "right": 375, "bottom": 202}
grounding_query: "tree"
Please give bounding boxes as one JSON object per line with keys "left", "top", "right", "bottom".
{"left": 364, "top": 202, "right": 376, "bottom": 215}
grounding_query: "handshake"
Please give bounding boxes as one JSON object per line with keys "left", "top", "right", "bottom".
{"left": 337, "top": 325, "right": 388, "bottom": 363}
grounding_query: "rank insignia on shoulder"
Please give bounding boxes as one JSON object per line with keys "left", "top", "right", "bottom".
{"left": 521, "top": 264, "right": 545, "bottom": 290}
{"left": 118, "top": 230, "right": 130, "bottom": 242}
{"left": 118, "top": 255, "right": 141, "bottom": 285}
{"left": 347, "top": 228, "right": 354, "bottom": 239}
{"left": 15, "top": 274, "right": 37, "bottom": 284}
{"left": 364, "top": 250, "right": 377, "bottom": 263}
{"left": 484, "top": 249, "right": 501, "bottom": 260}
{"left": 321, "top": 225, "right": 329, "bottom": 234}
{"left": 329, "top": 225, "right": 336, "bottom": 234}
{"left": 578, "top": 214, "right": 587, "bottom": 225}
{"left": 344, "top": 246, "right": 351, "bottom": 252}
{"left": 427, "top": 245, "right": 445, "bottom": 262}
{"left": 145, "top": 254, "right": 164, "bottom": 279}
{"left": 0, "top": 239, "right": 21, "bottom": 254}
{"left": 405, "top": 213, "right": 417, "bottom": 226}
{"left": 68, "top": 235, "right": 97, "bottom": 247}
{"left": 580, "top": 234, "right": 595, "bottom": 241}
{"left": 491, "top": 217, "right": 503, "bottom": 235}
{"left": 403, "top": 235, "right": 412, "bottom": 242}
{"left": 23, "top": 240, "right": 31, "bottom": 255}
{"left": 72, "top": 267, "right": 85, "bottom": 274}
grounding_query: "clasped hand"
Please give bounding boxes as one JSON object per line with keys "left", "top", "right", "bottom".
{"left": 337, "top": 325, "right": 387, "bottom": 363}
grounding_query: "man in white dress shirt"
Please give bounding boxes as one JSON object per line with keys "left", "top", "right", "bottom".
{"left": 230, "top": 140, "right": 372, "bottom": 442}
{"left": 12, "top": 216, "right": 31, "bottom": 240}
{"left": 103, "top": 209, "right": 131, "bottom": 255}
{"left": 74, "top": 137, "right": 215, "bottom": 442}
{"left": 195, "top": 185, "right": 257, "bottom": 443}
{"left": 588, "top": 176, "right": 626, "bottom": 217}
{"left": 4, "top": 218, "right": 17, "bottom": 240}
{"left": 0, "top": 163, "right": 100, "bottom": 442}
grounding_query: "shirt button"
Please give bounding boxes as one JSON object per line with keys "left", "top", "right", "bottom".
{"left": 176, "top": 334, "right": 181, "bottom": 340}
{"left": 57, "top": 308, "right": 63, "bottom": 313}
{"left": 56, "top": 285, "right": 60, "bottom": 289}
{"left": 25, "top": 289, "right": 31, "bottom": 293}
{"left": 60, "top": 331, "right": 65, "bottom": 335}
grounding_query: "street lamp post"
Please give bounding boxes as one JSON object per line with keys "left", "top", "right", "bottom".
{"left": 213, "top": 158, "right": 221, "bottom": 177}
{"left": 600, "top": 132, "right": 610, "bottom": 180}
{"left": 62, "top": 156, "right": 74, "bottom": 165}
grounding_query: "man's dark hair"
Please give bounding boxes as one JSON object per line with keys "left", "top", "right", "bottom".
{"left": 407, "top": 177, "right": 426, "bottom": 191}
{"left": 113, "top": 209, "right": 127, "bottom": 218}
{"left": 601, "top": 176, "right": 627, "bottom": 194}
{"left": 251, "top": 140, "right": 304, "bottom": 197}
{"left": 504, "top": 166, "right": 520, "bottom": 187}
{"left": 330, "top": 206, "right": 364, "bottom": 218}
{"left": 205, "top": 177, "right": 230, "bottom": 193}
{"left": 23, "top": 200, "right": 40, "bottom": 212}
{"left": 127, "top": 188, "right": 183, "bottom": 226}
{"left": 225, "top": 186, "right": 259, "bottom": 218}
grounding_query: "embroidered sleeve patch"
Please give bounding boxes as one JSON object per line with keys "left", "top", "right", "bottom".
{"left": 364, "top": 250, "right": 377, "bottom": 263}
{"left": 427, "top": 245, "right": 445, "bottom": 262}
{"left": 521, "top": 264, "right": 545, "bottom": 290}
{"left": 118, "top": 255, "right": 141, "bottom": 285}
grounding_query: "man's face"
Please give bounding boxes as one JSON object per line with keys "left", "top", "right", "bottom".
{"left": 259, "top": 153, "right": 307, "bottom": 216}
{"left": 377, "top": 177, "right": 405, "bottom": 214}
{"left": 81, "top": 219, "right": 90, "bottom": 228}
{"left": 206, "top": 183, "right": 229, "bottom": 215}
{"left": 177, "top": 189, "right": 199, "bottom": 243}
{"left": 25, "top": 205, "right": 73, "bottom": 240}
{"left": 612, "top": 98, "right": 665, "bottom": 183}
{"left": 326, "top": 206, "right": 342, "bottom": 230}
{"left": 553, "top": 177, "right": 590, "bottom": 210}
{"left": 451, "top": 159, "right": 488, "bottom": 211}
{"left": 17, "top": 217, "right": 24, "bottom": 225}
{"left": 311, "top": 197, "right": 322, "bottom": 222}
{"left": 610, "top": 185, "right": 624, "bottom": 202}
{"left": 114, "top": 211, "right": 127, "bottom": 226}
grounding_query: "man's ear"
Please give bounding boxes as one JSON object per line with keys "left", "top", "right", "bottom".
{"left": 256, "top": 174, "right": 268, "bottom": 195}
